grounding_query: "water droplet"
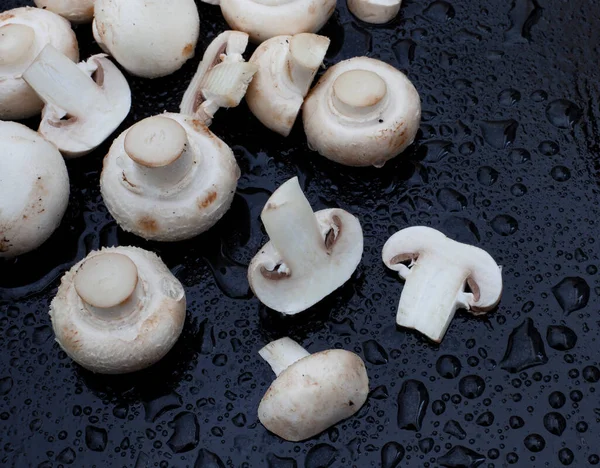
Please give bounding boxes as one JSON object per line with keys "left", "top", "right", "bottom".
{"left": 546, "top": 325, "right": 577, "bottom": 350}
{"left": 397, "top": 380, "right": 429, "bottom": 431}
{"left": 419, "top": 140, "right": 453, "bottom": 163}
{"left": 363, "top": 340, "right": 389, "bottom": 365}
{"left": 266, "top": 453, "right": 297, "bottom": 468}
{"left": 194, "top": 449, "right": 225, "bottom": 468}
{"left": 168, "top": 412, "right": 199, "bottom": 453}
{"left": 232, "top": 413, "right": 246, "bottom": 427}
{"left": 476, "top": 411, "right": 495, "bottom": 426}
{"left": 438, "top": 445, "right": 486, "bottom": 468}
{"left": 305, "top": 444, "right": 338, "bottom": 468}
{"left": 0, "top": 376, "right": 13, "bottom": 396}
{"left": 436, "top": 355, "right": 462, "bottom": 379}
{"left": 558, "top": 448, "right": 575, "bottom": 465}
{"left": 424, "top": 1, "right": 455, "bottom": 22}
{"left": 510, "top": 183, "right": 527, "bottom": 197}
{"left": 432, "top": 400, "right": 446, "bottom": 415}
{"left": 505, "top": 0, "right": 542, "bottom": 42}
{"left": 524, "top": 433, "right": 546, "bottom": 452}
{"left": 531, "top": 90, "right": 548, "bottom": 102}
{"left": 480, "top": 120, "right": 518, "bottom": 149}
{"left": 419, "top": 437, "right": 434, "bottom": 454}
{"left": 135, "top": 451, "right": 151, "bottom": 468}
{"left": 443, "top": 216, "right": 480, "bottom": 243}
{"left": 549, "top": 391, "right": 566, "bottom": 409}
{"left": 550, "top": 166, "right": 571, "bottom": 182}
{"left": 32, "top": 325, "right": 52, "bottom": 345}
{"left": 459, "top": 375, "right": 485, "bottom": 399}
{"left": 509, "top": 148, "right": 531, "bottom": 164}
{"left": 381, "top": 441, "right": 405, "bottom": 468}
{"left": 583, "top": 366, "right": 600, "bottom": 383}
{"left": 393, "top": 39, "right": 416, "bottom": 70}
{"left": 546, "top": 99, "right": 582, "bottom": 129}
{"left": 444, "top": 420, "right": 467, "bottom": 439}
{"left": 144, "top": 392, "right": 182, "bottom": 422}
{"left": 437, "top": 188, "right": 467, "bottom": 211}
{"left": 477, "top": 166, "right": 499, "bottom": 186}
{"left": 85, "top": 425, "right": 107, "bottom": 452}
{"left": 500, "top": 318, "right": 548, "bottom": 373}
{"left": 491, "top": 214, "right": 519, "bottom": 236}
{"left": 538, "top": 140, "right": 560, "bottom": 155}
{"left": 509, "top": 415, "right": 525, "bottom": 428}
{"left": 370, "top": 385, "right": 389, "bottom": 399}
{"left": 56, "top": 447, "right": 76, "bottom": 464}
{"left": 552, "top": 277, "right": 590, "bottom": 314}
{"left": 543, "top": 412, "right": 566, "bottom": 436}
{"left": 498, "top": 89, "right": 521, "bottom": 106}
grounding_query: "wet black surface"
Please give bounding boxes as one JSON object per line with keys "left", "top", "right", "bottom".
{"left": 1, "top": 0, "right": 599, "bottom": 466}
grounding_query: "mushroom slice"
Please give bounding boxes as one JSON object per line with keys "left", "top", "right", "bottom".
{"left": 246, "top": 33, "right": 330, "bottom": 136}
{"left": 0, "top": 7, "right": 78, "bottom": 121}
{"left": 203, "top": 0, "right": 336, "bottom": 44}
{"left": 34, "top": 0, "right": 95, "bottom": 24}
{"left": 50, "top": 246, "right": 186, "bottom": 374}
{"left": 180, "top": 31, "right": 258, "bottom": 126}
{"left": 347, "top": 0, "right": 402, "bottom": 24}
{"left": 100, "top": 113, "right": 240, "bottom": 242}
{"left": 382, "top": 226, "right": 503, "bottom": 343}
{"left": 303, "top": 56, "right": 421, "bottom": 167}
{"left": 248, "top": 177, "right": 363, "bottom": 314}
{"left": 93, "top": 0, "right": 200, "bottom": 79}
{"left": 0, "top": 121, "right": 69, "bottom": 258}
{"left": 258, "top": 337, "right": 369, "bottom": 441}
{"left": 22, "top": 45, "right": 131, "bottom": 158}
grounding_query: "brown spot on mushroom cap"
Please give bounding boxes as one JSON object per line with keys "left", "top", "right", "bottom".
{"left": 0, "top": 13, "right": 15, "bottom": 21}
{"left": 137, "top": 216, "right": 159, "bottom": 233}
{"left": 308, "top": 2, "right": 317, "bottom": 14}
{"left": 197, "top": 191, "right": 217, "bottom": 209}
{"left": 191, "top": 119, "right": 207, "bottom": 133}
{"left": 0, "top": 237, "right": 10, "bottom": 253}
{"left": 182, "top": 43, "right": 194, "bottom": 57}
{"left": 59, "top": 327, "right": 82, "bottom": 352}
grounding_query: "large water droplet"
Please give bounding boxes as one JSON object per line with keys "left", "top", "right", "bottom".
{"left": 305, "top": 444, "right": 338, "bottom": 468}
{"left": 56, "top": 447, "right": 76, "bottom": 464}
{"left": 558, "top": 448, "right": 575, "bottom": 465}
{"left": 393, "top": 39, "right": 416, "bottom": 70}
{"left": 491, "top": 214, "right": 519, "bottom": 236}
{"left": 583, "top": 366, "right": 600, "bottom": 383}
{"left": 459, "top": 375, "right": 486, "bottom": 399}
{"left": 267, "top": 453, "right": 297, "bottom": 468}
{"left": 436, "top": 355, "right": 462, "bottom": 379}
{"left": 500, "top": 318, "right": 548, "bottom": 372}
{"left": 543, "top": 412, "right": 566, "bottom": 436}
{"left": 477, "top": 166, "right": 499, "bottom": 186}
{"left": 549, "top": 391, "right": 566, "bottom": 409}
{"left": 0, "top": 376, "right": 13, "bottom": 396}
{"left": 498, "top": 89, "right": 521, "bottom": 106}
{"left": 444, "top": 420, "right": 467, "bottom": 439}
{"left": 438, "top": 445, "right": 486, "bottom": 468}
{"left": 424, "top": 1, "right": 455, "bottom": 22}
{"left": 476, "top": 411, "right": 495, "bottom": 426}
{"left": 546, "top": 325, "right": 577, "bottom": 350}
{"left": 168, "top": 412, "right": 199, "bottom": 453}
{"left": 443, "top": 216, "right": 480, "bottom": 243}
{"left": 437, "top": 188, "right": 467, "bottom": 211}
{"left": 397, "top": 380, "right": 429, "bottom": 431}
{"left": 144, "top": 392, "right": 182, "bottom": 422}
{"left": 550, "top": 166, "right": 571, "bottom": 182}
{"left": 85, "top": 425, "right": 107, "bottom": 452}
{"left": 381, "top": 441, "right": 405, "bottom": 468}
{"left": 194, "top": 449, "right": 225, "bottom": 468}
{"left": 505, "top": 0, "right": 542, "bottom": 42}
{"left": 552, "top": 277, "right": 590, "bottom": 314}
{"left": 524, "top": 433, "right": 546, "bottom": 452}
{"left": 546, "top": 100, "right": 582, "bottom": 129}
{"left": 480, "top": 120, "right": 518, "bottom": 149}
{"left": 363, "top": 340, "right": 389, "bottom": 365}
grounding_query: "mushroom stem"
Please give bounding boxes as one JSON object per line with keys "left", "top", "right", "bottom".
{"left": 259, "top": 337, "right": 311, "bottom": 376}
{"left": 23, "top": 45, "right": 105, "bottom": 119}
{"left": 0, "top": 23, "right": 36, "bottom": 68}
{"left": 286, "top": 34, "right": 330, "bottom": 96}
{"left": 331, "top": 69, "right": 388, "bottom": 118}
{"left": 261, "top": 177, "right": 328, "bottom": 276}
{"left": 396, "top": 254, "right": 471, "bottom": 342}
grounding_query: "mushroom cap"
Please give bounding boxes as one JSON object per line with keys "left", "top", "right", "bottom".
{"left": 100, "top": 113, "right": 240, "bottom": 242}
{"left": 258, "top": 349, "right": 369, "bottom": 441}
{"left": 303, "top": 56, "right": 421, "bottom": 167}
{"left": 0, "top": 121, "right": 69, "bottom": 258}
{"left": 0, "top": 7, "right": 78, "bottom": 120}
{"left": 246, "top": 33, "right": 330, "bottom": 136}
{"left": 50, "top": 246, "right": 187, "bottom": 374}
{"left": 248, "top": 207, "right": 363, "bottom": 314}
{"left": 219, "top": 0, "right": 336, "bottom": 44}
{"left": 34, "top": 0, "right": 95, "bottom": 24}
{"left": 93, "top": 0, "right": 200, "bottom": 78}
{"left": 347, "top": 0, "right": 402, "bottom": 24}
{"left": 382, "top": 226, "right": 503, "bottom": 312}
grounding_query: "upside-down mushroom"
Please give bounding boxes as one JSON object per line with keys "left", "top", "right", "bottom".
{"left": 34, "top": 0, "right": 95, "bottom": 24}
{"left": 347, "top": 0, "right": 402, "bottom": 24}
{"left": 382, "top": 226, "right": 503, "bottom": 342}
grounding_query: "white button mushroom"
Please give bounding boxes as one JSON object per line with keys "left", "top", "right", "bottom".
{"left": 34, "top": 0, "right": 95, "bottom": 24}
{"left": 100, "top": 113, "right": 240, "bottom": 242}
{"left": 303, "top": 56, "right": 421, "bottom": 167}
{"left": 0, "top": 121, "right": 69, "bottom": 258}
{"left": 382, "top": 226, "right": 503, "bottom": 343}
{"left": 202, "top": 0, "right": 336, "bottom": 44}
{"left": 93, "top": 0, "right": 200, "bottom": 79}
{"left": 245, "top": 33, "right": 330, "bottom": 136}
{"left": 248, "top": 177, "right": 363, "bottom": 314}
{"left": 50, "top": 246, "right": 186, "bottom": 374}
{"left": 180, "top": 31, "right": 258, "bottom": 126}
{"left": 347, "top": 0, "right": 402, "bottom": 24}
{"left": 258, "top": 337, "right": 369, "bottom": 441}
{"left": 22, "top": 44, "right": 131, "bottom": 158}
{"left": 0, "top": 7, "right": 78, "bottom": 121}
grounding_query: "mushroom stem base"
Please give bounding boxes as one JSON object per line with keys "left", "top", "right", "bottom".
{"left": 259, "top": 337, "right": 310, "bottom": 376}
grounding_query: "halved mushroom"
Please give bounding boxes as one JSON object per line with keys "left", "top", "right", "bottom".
{"left": 22, "top": 44, "right": 131, "bottom": 158}
{"left": 382, "top": 226, "right": 503, "bottom": 343}
{"left": 180, "top": 31, "right": 258, "bottom": 126}
{"left": 0, "top": 7, "right": 78, "bottom": 121}
{"left": 0, "top": 121, "right": 69, "bottom": 258}
{"left": 258, "top": 337, "right": 369, "bottom": 441}
{"left": 347, "top": 0, "right": 402, "bottom": 24}
{"left": 93, "top": 0, "right": 200, "bottom": 78}
{"left": 100, "top": 113, "right": 240, "bottom": 242}
{"left": 248, "top": 177, "right": 363, "bottom": 314}
{"left": 303, "top": 56, "right": 421, "bottom": 167}
{"left": 34, "top": 0, "right": 95, "bottom": 24}
{"left": 202, "top": 0, "right": 336, "bottom": 44}
{"left": 50, "top": 246, "right": 186, "bottom": 374}
{"left": 245, "top": 33, "right": 330, "bottom": 136}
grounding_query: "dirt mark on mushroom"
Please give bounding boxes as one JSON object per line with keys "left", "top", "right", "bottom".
{"left": 182, "top": 43, "right": 195, "bottom": 56}
{"left": 137, "top": 216, "right": 159, "bottom": 233}
{"left": 197, "top": 191, "right": 217, "bottom": 209}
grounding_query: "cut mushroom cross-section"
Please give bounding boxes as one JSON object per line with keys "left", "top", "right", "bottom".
{"left": 246, "top": 33, "right": 330, "bottom": 136}
{"left": 303, "top": 56, "right": 421, "bottom": 167}
{"left": 100, "top": 113, "right": 240, "bottom": 242}
{"left": 0, "top": 7, "right": 78, "bottom": 121}
{"left": 22, "top": 44, "right": 131, "bottom": 158}
{"left": 180, "top": 31, "right": 258, "bottom": 126}
{"left": 50, "top": 246, "right": 187, "bottom": 374}
{"left": 347, "top": 0, "right": 402, "bottom": 24}
{"left": 247, "top": 177, "right": 363, "bottom": 314}
{"left": 258, "top": 337, "right": 369, "bottom": 441}
{"left": 34, "top": 0, "right": 95, "bottom": 24}
{"left": 382, "top": 226, "right": 503, "bottom": 343}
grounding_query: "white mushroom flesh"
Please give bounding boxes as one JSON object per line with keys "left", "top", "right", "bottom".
{"left": 50, "top": 246, "right": 187, "bottom": 374}
{"left": 0, "top": 7, "right": 78, "bottom": 121}
{"left": 303, "top": 56, "right": 421, "bottom": 167}
{"left": 347, "top": 0, "right": 402, "bottom": 24}
{"left": 246, "top": 33, "right": 330, "bottom": 136}
{"left": 0, "top": 121, "right": 69, "bottom": 258}
{"left": 34, "top": 0, "right": 95, "bottom": 24}
{"left": 180, "top": 31, "right": 258, "bottom": 126}
{"left": 22, "top": 44, "right": 131, "bottom": 158}
{"left": 100, "top": 113, "right": 240, "bottom": 242}
{"left": 248, "top": 177, "right": 363, "bottom": 314}
{"left": 382, "top": 226, "right": 503, "bottom": 343}
{"left": 258, "top": 337, "right": 369, "bottom": 441}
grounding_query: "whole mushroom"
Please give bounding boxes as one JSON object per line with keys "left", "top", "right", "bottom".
{"left": 0, "top": 121, "right": 69, "bottom": 258}
{"left": 258, "top": 337, "right": 369, "bottom": 441}
{"left": 382, "top": 226, "right": 503, "bottom": 342}
{"left": 22, "top": 44, "right": 131, "bottom": 157}
{"left": 100, "top": 113, "right": 240, "bottom": 242}
{"left": 202, "top": 0, "right": 336, "bottom": 44}
{"left": 303, "top": 56, "right": 421, "bottom": 167}
{"left": 347, "top": 0, "right": 402, "bottom": 24}
{"left": 50, "top": 246, "right": 186, "bottom": 374}
{"left": 248, "top": 177, "right": 363, "bottom": 314}
{"left": 0, "top": 7, "right": 78, "bottom": 121}
{"left": 34, "top": 0, "right": 95, "bottom": 24}
{"left": 245, "top": 33, "right": 330, "bottom": 136}
{"left": 93, "top": 0, "right": 200, "bottom": 79}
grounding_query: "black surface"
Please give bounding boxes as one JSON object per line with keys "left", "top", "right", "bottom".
{"left": 1, "top": 0, "right": 599, "bottom": 467}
